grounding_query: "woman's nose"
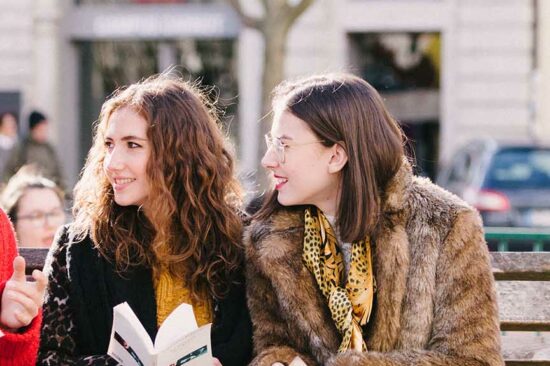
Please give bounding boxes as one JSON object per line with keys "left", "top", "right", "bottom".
{"left": 104, "top": 149, "right": 124, "bottom": 172}
{"left": 261, "top": 148, "right": 279, "bottom": 170}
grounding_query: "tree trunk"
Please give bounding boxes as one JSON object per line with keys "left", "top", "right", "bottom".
{"left": 256, "top": 20, "right": 290, "bottom": 186}
{"left": 227, "top": 0, "right": 315, "bottom": 188}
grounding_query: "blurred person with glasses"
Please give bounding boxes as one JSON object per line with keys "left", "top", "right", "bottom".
{"left": 0, "top": 165, "right": 65, "bottom": 248}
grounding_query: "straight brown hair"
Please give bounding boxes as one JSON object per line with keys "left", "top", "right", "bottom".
{"left": 256, "top": 73, "right": 406, "bottom": 242}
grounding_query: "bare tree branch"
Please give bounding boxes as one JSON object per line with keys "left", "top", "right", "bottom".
{"left": 287, "top": 0, "right": 315, "bottom": 24}
{"left": 273, "top": 0, "right": 315, "bottom": 32}
{"left": 227, "top": 0, "right": 263, "bottom": 30}
{"left": 277, "top": 0, "right": 292, "bottom": 15}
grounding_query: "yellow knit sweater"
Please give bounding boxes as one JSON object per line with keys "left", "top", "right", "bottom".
{"left": 154, "top": 267, "right": 212, "bottom": 327}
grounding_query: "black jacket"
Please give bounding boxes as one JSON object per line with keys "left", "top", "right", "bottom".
{"left": 38, "top": 225, "right": 252, "bottom": 365}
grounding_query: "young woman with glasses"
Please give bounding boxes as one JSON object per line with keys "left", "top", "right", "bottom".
{"left": 37, "top": 75, "right": 252, "bottom": 365}
{"left": 246, "top": 73, "right": 503, "bottom": 366}
{"left": 1, "top": 166, "right": 65, "bottom": 248}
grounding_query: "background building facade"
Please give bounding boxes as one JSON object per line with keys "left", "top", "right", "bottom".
{"left": 0, "top": 0, "right": 548, "bottom": 187}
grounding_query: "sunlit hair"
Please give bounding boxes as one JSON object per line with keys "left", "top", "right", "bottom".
{"left": 256, "top": 73, "right": 406, "bottom": 242}
{"left": 72, "top": 74, "right": 244, "bottom": 300}
{"left": 0, "top": 164, "right": 64, "bottom": 226}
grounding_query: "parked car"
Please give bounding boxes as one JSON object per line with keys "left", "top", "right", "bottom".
{"left": 437, "top": 139, "right": 550, "bottom": 227}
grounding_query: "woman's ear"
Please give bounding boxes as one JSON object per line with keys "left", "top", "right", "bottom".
{"left": 328, "top": 143, "right": 348, "bottom": 174}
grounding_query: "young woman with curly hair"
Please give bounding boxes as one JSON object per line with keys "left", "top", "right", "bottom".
{"left": 37, "top": 75, "right": 252, "bottom": 365}
{"left": 245, "top": 73, "right": 503, "bottom": 366}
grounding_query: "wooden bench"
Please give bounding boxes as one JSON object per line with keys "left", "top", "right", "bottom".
{"left": 492, "top": 252, "right": 550, "bottom": 365}
{"left": 19, "top": 248, "right": 550, "bottom": 365}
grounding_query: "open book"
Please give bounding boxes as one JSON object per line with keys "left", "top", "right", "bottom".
{"left": 107, "top": 302, "right": 212, "bottom": 366}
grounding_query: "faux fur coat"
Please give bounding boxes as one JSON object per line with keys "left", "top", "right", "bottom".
{"left": 244, "top": 161, "right": 504, "bottom": 366}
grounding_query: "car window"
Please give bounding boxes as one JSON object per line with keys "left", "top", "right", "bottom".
{"left": 484, "top": 148, "right": 550, "bottom": 189}
{"left": 447, "top": 149, "right": 475, "bottom": 184}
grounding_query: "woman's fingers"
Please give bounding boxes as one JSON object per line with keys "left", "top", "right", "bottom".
{"left": 272, "top": 357, "right": 306, "bottom": 366}
{"left": 13, "top": 308, "right": 33, "bottom": 327}
{"left": 289, "top": 357, "right": 307, "bottom": 366}
{"left": 5, "top": 271, "right": 47, "bottom": 307}
{"left": 11, "top": 256, "right": 26, "bottom": 282}
{"left": 32, "top": 269, "right": 48, "bottom": 305}
{"left": 4, "top": 290, "right": 39, "bottom": 319}
{"left": 4, "top": 282, "right": 36, "bottom": 304}
{"left": 0, "top": 258, "right": 45, "bottom": 329}
{"left": 1, "top": 291, "right": 37, "bottom": 328}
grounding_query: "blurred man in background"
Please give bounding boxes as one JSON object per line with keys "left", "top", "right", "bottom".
{"left": 3, "top": 111, "right": 63, "bottom": 188}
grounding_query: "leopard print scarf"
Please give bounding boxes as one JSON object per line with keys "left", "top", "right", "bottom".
{"left": 302, "top": 207, "right": 375, "bottom": 352}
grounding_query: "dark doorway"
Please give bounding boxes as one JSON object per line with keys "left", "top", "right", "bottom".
{"left": 348, "top": 32, "right": 441, "bottom": 180}
{"left": 77, "top": 39, "right": 238, "bottom": 166}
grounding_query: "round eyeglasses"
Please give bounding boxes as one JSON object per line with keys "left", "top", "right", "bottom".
{"left": 264, "top": 133, "right": 326, "bottom": 164}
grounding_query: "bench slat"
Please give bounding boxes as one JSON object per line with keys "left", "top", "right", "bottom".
{"left": 491, "top": 252, "right": 550, "bottom": 281}
{"left": 502, "top": 332, "right": 550, "bottom": 364}
{"left": 501, "top": 322, "right": 550, "bottom": 332}
{"left": 19, "top": 248, "right": 49, "bottom": 275}
{"left": 497, "top": 281, "right": 550, "bottom": 332}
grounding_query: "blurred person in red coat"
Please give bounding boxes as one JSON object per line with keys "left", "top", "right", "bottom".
{"left": 0, "top": 208, "right": 48, "bottom": 365}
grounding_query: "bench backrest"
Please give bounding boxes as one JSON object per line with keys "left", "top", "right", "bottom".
{"left": 491, "top": 252, "right": 550, "bottom": 365}
{"left": 19, "top": 248, "right": 550, "bottom": 365}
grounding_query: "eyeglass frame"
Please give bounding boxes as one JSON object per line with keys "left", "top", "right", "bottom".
{"left": 16, "top": 207, "right": 66, "bottom": 227}
{"left": 264, "top": 133, "right": 327, "bottom": 164}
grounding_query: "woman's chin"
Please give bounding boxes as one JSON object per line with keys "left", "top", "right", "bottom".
{"left": 277, "top": 194, "right": 301, "bottom": 207}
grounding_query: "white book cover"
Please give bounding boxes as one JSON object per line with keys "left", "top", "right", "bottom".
{"left": 107, "top": 302, "right": 212, "bottom": 366}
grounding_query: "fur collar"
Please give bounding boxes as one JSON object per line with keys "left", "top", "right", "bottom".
{"left": 382, "top": 157, "right": 413, "bottom": 213}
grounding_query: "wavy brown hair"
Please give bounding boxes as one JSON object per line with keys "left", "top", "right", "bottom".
{"left": 72, "top": 74, "right": 244, "bottom": 300}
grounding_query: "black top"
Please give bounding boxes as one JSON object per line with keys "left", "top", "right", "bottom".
{"left": 38, "top": 225, "right": 252, "bottom": 365}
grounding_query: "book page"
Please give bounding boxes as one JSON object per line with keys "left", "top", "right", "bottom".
{"left": 156, "top": 324, "right": 212, "bottom": 366}
{"left": 154, "top": 303, "right": 197, "bottom": 352}
{"left": 107, "top": 302, "right": 155, "bottom": 366}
